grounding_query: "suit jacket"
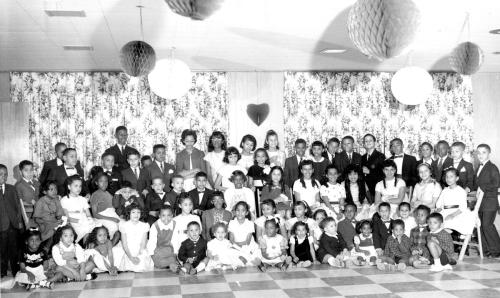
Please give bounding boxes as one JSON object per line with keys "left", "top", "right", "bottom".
{"left": 474, "top": 161, "right": 500, "bottom": 211}
{"left": 454, "top": 159, "right": 475, "bottom": 191}
{"left": 284, "top": 155, "right": 301, "bottom": 189}
{"left": 361, "top": 150, "right": 386, "bottom": 196}
{"left": 103, "top": 167, "right": 122, "bottom": 195}
{"left": 431, "top": 156, "right": 453, "bottom": 185}
{"left": 334, "top": 151, "right": 362, "bottom": 176}
{"left": 121, "top": 167, "right": 147, "bottom": 193}
{"left": 39, "top": 158, "right": 82, "bottom": 188}
{"left": 15, "top": 179, "right": 40, "bottom": 213}
{"left": 389, "top": 154, "right": 418, "bottom": 187}
{"left": 0, "top": 184, "right": 24, "bottom": 231}
{"left": 372, "top": 213, "right": 394, "bottom": 250}
{"left": 104, "top": 144, "right": 138, "bottom": 172}
{"left": 322, "top": 151, "right": 337, "bottom": 165}
{"left": 47, "top": 164, "right": 88, "bottom": 197}
{"left": 188, "top": 188, "right": 214, "bottom": 211}
{"left": 337, "top": 218, "right": 357, "bottom": 250}
{"left": 175, "top": 148, "right": 207, "bottom": 174}
{"left": 145, "top": 160, "right": 176, "bottom": 192}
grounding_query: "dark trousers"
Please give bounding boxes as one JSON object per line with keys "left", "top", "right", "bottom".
{"left": 0, "top": 225, "right": 21, "bottom": 276}
{"left": 479, "top": 211, "right": 500, "bottom": 254}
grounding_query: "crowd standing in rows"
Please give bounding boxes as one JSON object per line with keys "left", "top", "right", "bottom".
{"left": 1, "top": 126, "right": 499, "bottom": 290}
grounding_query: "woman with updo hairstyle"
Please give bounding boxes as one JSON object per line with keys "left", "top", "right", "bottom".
{"left": 175, "top": 129, "right": 207, "bottom": 192}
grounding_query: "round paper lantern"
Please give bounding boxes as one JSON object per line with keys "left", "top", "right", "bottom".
{"left": 148, "top": 58, "right": 192, "bottom": 99}
{"left": 165, "top": 0, "right": 223, "bottom": 20}
{"left": 391, "top": 66, "right": 433, "bottom": 105}
{"left": 119, "top": 41, "right": 156, "bottom": 77}
{"left": 348, "top": 0, "right": 421, "bottom": 60}
{"left": 449, "top": 41, "right": 484, "bottom": 75}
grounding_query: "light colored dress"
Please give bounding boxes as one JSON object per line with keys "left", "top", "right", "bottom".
{"left": 436, "top": 186, "right": 475, "bottom": 235}
{"left": 412, "top": 180, "right": 442, "bottom": 210}
{"left": 172, "top": 214, "right": 202, "bottom": 253}
{"left": 375, "top": 178, "right": 407, "bottom": 216}
{"left": 237, "top": 153, "right": 254, "bottom": 171}
{"left": 267, "top": 150, "right": 286, "bottom": 168}
{"left": 228, "top": 219, "right": 261, "bottom": 265}
{"left": 60, "top": 195, "right": 96, "bottom": 242}
{"left": 351, "top": 233, "right": 377, "bottom": 261}
{"left": 205, "top": 238, "right": 243, "bottom": 270}
{"left": 293, "top": 179, "right": 321, "bottom": 210}
{"left": 225, "top": 187, "right": 255, "bottom": 214}
{"left": 116, "top": 220, "right": 153, "bottom": 272}
{"left": 259, "top": 234, "right": 288, "bottom": 265}
{"left": 204, "top": 151, "right": 225, "bottom": 183}
{"left": 320, "top": 182, "right": 346, "bottom": 217}
{"left": 217, "top": 164, "right": 248, "bottom": 189}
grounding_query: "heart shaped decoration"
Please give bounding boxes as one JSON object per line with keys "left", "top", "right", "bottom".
{"left": 246, "top": 103, "right": 269, "bottom": 126}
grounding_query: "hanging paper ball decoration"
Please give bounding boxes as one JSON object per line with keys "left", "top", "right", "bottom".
{"left": 165, "top": 0, "right": 223, "bottom": 20}
{"left": 148, "top": 58, "right": 192, "bottom": 99}
{"left": 391, "top": 66, "right": 433, "bottom": 105}
{"left": 347, "top": 0, "right": 421, "bottom": 60}
{"left": 449, "top": 41, "right": 484, "bottom": 75}
{"left": 119, "top": 41, "right": 156, "bottom": 77}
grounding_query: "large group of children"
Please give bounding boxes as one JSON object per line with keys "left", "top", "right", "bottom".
{"left": 1, "top": 126, "right": 500, "bottom": 291}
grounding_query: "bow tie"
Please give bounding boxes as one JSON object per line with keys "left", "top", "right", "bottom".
{"left": 351, "top": 220, "right": 357, "bottom": 223}
{"left": 419, "top": 224, "right": 427, "bottom": 228}
{"left": 393, "top": 155, "right": 403, "bottom": 159}
{"left": 65, "top": 167, "right": 75, "bottom": 170}
{"left": 383, "top": 220, "right": 391, "bottom": 223}
{"left": 157, "top": 193, "right": 164, "bottom": 196}
{"left": 479, "top": 163, "right": 484, "bottom": 166}
{"left": 198, "top": 191, "right": 205, "bottom": 194}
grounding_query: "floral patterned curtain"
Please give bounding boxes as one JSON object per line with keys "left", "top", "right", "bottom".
{"left": 10, "top": 72, "right": 228, "bottom": 173}
{"left": 283, "top": 72, "right": 473, "bottom": 159}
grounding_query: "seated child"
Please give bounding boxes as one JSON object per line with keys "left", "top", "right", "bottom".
{"left": 372, "top": 202, "right": 394, "bottom": 256}
{"left": 113, "top": 181, "right": 144, "bottom": 219}
{"left": 172, "top": 195, "right": 202, "bottom": 253}
{"left": 90, "top": 173, "right": 120, "bottom": 243}
{"left": 84, "top": 226, "right": 120, "bottom": 275}
{"left": 224, "top": 170, "right": 256, "bottom": 219}
{"left": 409, "top": 205, "right": 432, "bottom": 268}
{"left": 206, "top": 223, "right": 243, "bottom": 271}
{"left": 164, "top": 175, "right": 185, "bottom": 215}
{"left": 257, "top": 219, "right": 291, "bottom": 272}
{"left": 289, "top": 221, "right": 317, "bottom": 268}
{"left": 147, "top": 206, "right": 179, "bottom": 272}
{"left": 377, "top": 219, "right": 411, "bottom": 271}
{"left": 51, "top": 225, "right": 96, "bottom": 281}
{"left": 317, "top": 217, "right": 349, "bottom": 267}
{"left": 397, "top": 202, "right": 416, "bottom": 237}
{"left": 337, "top": 204, "right": 358, "bottom": 251}
{"left": 285, "top": 201, "right": 317, "bottom": 239}
{"left": 352, "top": 220, "right": 377, "bottom": 266}
{"left": 15, "top": 160, "right": 40, "bottom": 228}
{"left": 201, "top": 191, "right": 233, "bottom": 240}
{"left": 427, "top": 212, "right": 456, "bottom": 272}
{"left": 319, "top": 165, "right": 346, "bottom": 219}
{"left": 145, "top": 177, "right": 166, "bottom": 225}
{"left": 228, "top": 201, "right": 261, "bottom": 266}
{"left": 312, "top": 209, "right": 327, "bottom": 248}
{"left": 15, "top": 229, "right": 62, "bottom": 290}
{"left": 214, "top": 146, "right": 248, "bottom": 192}
{"left": 255, "top": 199, "right": 286, "bottom": 241}
{"left": 178, "top": 221, "right": 208, "bottom": 275}
{"left": 116, "top": 205, "right": 154, "bottom": 272}
{"left": 33, "top": 181, "right": 64, "bottom": 251}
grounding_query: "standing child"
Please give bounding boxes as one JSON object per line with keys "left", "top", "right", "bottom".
{"left": 206, "top": 223, "right": 243, "bottom": 271}
{"left": 293, "top": 160, "right": 321, "bottom": 211}
{"left": 352, "top": 220, "right": 377, "bottom": 266}
{"left": 214, "top": 147, "right": 247, "bottom": 192}
{"left": 310, "top": 141, "right": 329, "bottom": 182}
{"left": 60, "top": 175, "right": 96, "bottom": 243}
{"left": 15, "top": 160, "right": 40, "bottom": 228}
{"left": 121, "top": 150, "right": 147, "bottom": 193}
{"left": 264, "top": 130, "right": 286, "bottom": 168}
{"left": 317, "top": 217, "right": 349, "bottom": 267}
{"left": 337, "top": 204, "right": 358, "bottom": 251}
{"left": 257, "top": 219, "right": 291, "bottom": 272}
{"left": 289, "top": 221, "right": 317, "bottom": 268}
{"left": 84, "top": 226, "right": 120, "bottom": 275}
{"left": 33, "top": 181, "right": 64, "bottom": 251}
{"left": 247, "top": 148, "right": 271, "bottom": 196}
{"left": 255, "top": 199, "right": 286, "bottom": 241}
{"left": 188, "top": 172, "right": 214, "bottom": 215}
{"left": 397, "top": 202, "right": 416, "bottom": 237}
{"left": 164, "top": 175, "right": 185, "bottom": 215}
{"left": 374, "top": 160, "right": 407, "bottom": 216}
{"left": 225, "top": 171, "right": 256, "bottom": 218}
{"left": 238, "top": 134, "right": 257, "bottom": 171}
{"left": 450, "top": 142, "right": 474, "bottom": 192}
{"left": 178, "top": 221, "right": 208, "bottom": 275}
{"left": 147, "top": 206, "right": 179, "bottom": 272}
{"left": 319, "top": 165, "right": 346, "bottom": 220}
{"left": 372, "top": 202, "right": 394, "bottom": 256}
{"left": 116, "top": 205, "right": 154, "bottom": 272}
{"left": 427, "top": 212, "right": 456, "bottom": 272}
{"left": 228, "top": 201, "right": 261, "bottom": 266}
{"left": 285, "top": 201, "right": 317, "bottom": 239}
{"left": 172, "top": 195, "right": 202, "bottom": 253}
{"left": 204, "top": 131, "right": 227, "bottom": 188}
{"left": 377, "top": 219, "right": 411, "bottom": 271}
{"left": 343, "top": 165, "right": 373, "bottom": 214}
{"left": 90, "top": 173, "right": 120, "bottom": 243}
{"left": 409, "top": 205, "right": 431, "bottom": 268}
{"left": 15, "top": 229, "right": 62, "bottom": 290}
{"left": 201, "top": 191, "right": 232, "bottom": 240}
{"left": 260, "top": 166, "right": 292, "bottom": 210}
{"left": 144, "top": 144, "right": 175, "bottom": 194}
{"left": 284, "top": 139, "right": 308, "bottom": 188}
{"left": 146, "top": 177, "right": 167, "bottom": 225}
{"left": 101, "top": 152, "right": 122, "bottom": 195}
{"left": 51, "top": 225, "right": 96, "bottom": 281}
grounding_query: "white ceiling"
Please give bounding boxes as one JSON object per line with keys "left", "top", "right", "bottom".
{"left": 1, "top": 0, "right": 500, "bottom": 72}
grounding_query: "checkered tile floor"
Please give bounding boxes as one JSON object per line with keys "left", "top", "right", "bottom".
{"left": 2, "top": 258, "right": 500, "bottom": 298}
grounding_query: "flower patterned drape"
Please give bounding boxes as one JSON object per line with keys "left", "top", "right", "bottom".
{"left": 10, "top": 72, "right": 228, "bottom": 173}
{"left": 283, "top": 72, "right": 473, "bottom": 159}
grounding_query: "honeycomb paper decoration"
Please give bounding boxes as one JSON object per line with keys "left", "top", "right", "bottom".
{"left": 120, "top": 41, "right": 156, "bottom": 77}
{"left": 348, "top": 0, "right": 421, "bottom": 60}
{"left": 449, "top": 41, "right": 484, "bottom": 75}
{"left": 165, "top": 0, "right": 224, "bottom": 20}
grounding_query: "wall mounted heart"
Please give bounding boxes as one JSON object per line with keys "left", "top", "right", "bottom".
{"left": 246, "top": 103, "right": 269, "bottom": 126}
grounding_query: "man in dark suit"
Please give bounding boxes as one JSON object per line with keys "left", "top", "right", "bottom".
{"left": 474, "top": 144, "right": 500, "bottom": 258}
{"left": 323, "top": 137, "right": 340, "bottom": 164}
{"left": 388, "top": 138, "right": 418, "bottom": 187}
{"left": 47, "top": 148, "right": 88, "bottom": 197}
{"left": 39, "top": 142, "right": 72, "bottom": 187}
{"left": 0, "top": 164, "right": 24, "bottom": 277}
{"left": 103, "top": 126, "right": 138, "bottom": 172}
{"left": 121, "top": 150, "right": 147, "bottom": 193}
{"left": 361, "top": 134, "right": 386, "bottom": 197}
{"left": 450, "top": 142, "right": 475, "bottom": 192}
{"left": 188, "top": 172, "right": 214, "bottom": 214}
{"left": 284, "top": 139, "right": 307, "bottom": 188}
{"left": 432, "top": 140, "right": 453, "bottom": 186}
{"left": 144, "top": 144, "right": 176, "bottom": 193}
{"left": 334, "top": 136, "right": 362, "bottom": 176}
{"left": 101, "top": 152, "right": 122, "bottom": 195}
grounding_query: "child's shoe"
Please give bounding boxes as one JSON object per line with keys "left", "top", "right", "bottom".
{"left": 369, "top": 256, "right": 377, "bottom": 266}
{"left": 257, "top": 263, "right": 267, "bottom": 272}
{"left": 39, "top": 280, "right": 53, "bottom": 289}
{"left": 396, "top": 263, "right": 406, "bottom": 271}
{"left": 429, "top": 264, "right": 445, "bottom": 272}
{"left": 302, "top": 260, "right": 312, "bottom": 268}
{"left": 328, "top": 257, "right": 342, "bottom": 267}
{"left": 443, "top": 264, "right": 453, "bottom": 270}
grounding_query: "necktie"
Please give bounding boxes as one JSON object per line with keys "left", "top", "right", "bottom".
{"left": 438, "top": 158, "right": 443, "bottom": 168}
{"left": 160, "top": 163, "right": 164, "bottom": 173}
{"left": 66, "top": 167, "right": 75, "bottom": 170}
{"left": 299, "top": 157, "right": 303, "bottom": 164}
{"left": 348, "top": 154, "right": 352, "bottom": 163}
{"left": 134, "top": 168, "right": 139, "bottom": 179}
{"left": 0, "top": 185, "right": 3, "bottom": 195}
{"left": 367, "top": 154, "right": 371, "bottom": 160}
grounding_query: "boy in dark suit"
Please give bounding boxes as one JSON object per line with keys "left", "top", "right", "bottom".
{"left": 432, "top": 140, "right": 453, "bottom": 185}
{"left": 188, "top": 172, "right": 213, "bottom": 215}
{"left": 337, "top": 204, "right": 358, "bottom": 250}
{"left": 334, "top": 135, "right": 362, "bottom": 176}
{"left": 47, "top": 148, "right": 88, "bottom": 197}
{"left": 388, "top": 138, "right": 418, "bottom": 188}
{"left": 39, "top": 142, "right": 67, "bottom": 187}
{"left": 121, "top": 150, "right": 147, "bottom": 194}
{"left": 450, "top": 142, "right": 474, "bottom": 192}
{"left": 164, "top": 175, "right": 185, "bottom": 215}
{"left": 373, "top": 202, "right": 394, "bottom": 255}
{"left": 15, "top": 160, "right": 40, "bottom": 228}
{"left": 323, "top": 137, "right": 340, "bottom": 164}
{"left": 101, "top": 152, "right": 122, "bottom": 195}
{"left": 0, "top": 164, "right": 24, "bottom": 277}
{"left": 474, "top": 144, "right": 500, "bottom": 258}
{"left": 361, "top": 134, "right": 386, "bottom": 197}
{"left": 145, "top": 144, "right": 176, "bottom": 193}
{"left": 103, "top": 126, "right": 138, "bottom": 172}
{"left": 284, "top": 139, "right": 307, "bottom": 188}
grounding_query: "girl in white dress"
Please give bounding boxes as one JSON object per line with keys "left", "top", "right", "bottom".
{"left": 293, "top": 160, "right": 321, "bottom": 211}
{"left": 397, "top": 202, "right": 417, "bottom": 237}
{"left": 228, "top": 201, "right": 261, "bottom": 266}
{"left": 60, "top": 175, "right": 96, "bottom": 243}
{"left": 255, "top": 199, "right": 287, "bottom": 241}
{"left": 319, "top": 165, "right": 346, "bottom": 219}
{"left": 411, "top": 163, "right": 442, "bottom": 210}
{"left": 351, "top": 220, "right": 378, "bottom": 266}
{"left": 375, "top": 160, "right": 407, "bottom": 218}
{"left": 214, "top": 147, "right": 247, "bottom": 192}
{"left": 205, "top": 223, "right": 243, "bottom": 271}
{"left": 264, "top": 130, "right": 286, "bottom": 168}
{"left": 237, "top": 134, "right": 257, "bottom": 170}
{"left": 172, "top": 195, "right": 202, "bottom": 253}
{"left": 84, "top": 226, "right": 121, "bottom": 275}
{"left": 204, "top": 131, "right": 227, "bottom": 188}
{"left": 435, "top": 168, "right": 475, "bottom": 235}
{"left": 286, "top": 201, "right": 318, "bottom": 239}
{"left": 117, "top": 205, "right": 153, "bottom": 272}
{"left": 224, "top": 171, "right": 256, "bottom": 219}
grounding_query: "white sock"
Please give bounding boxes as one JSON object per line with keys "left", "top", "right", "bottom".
{"left": 433, "top": 258, "right": 442, "bottom": 266}
{"left": 196, "top": 262, "right": 206, "bottom": 272}
{"left": 327, "top": 257, "right": 335, "bottom": 266}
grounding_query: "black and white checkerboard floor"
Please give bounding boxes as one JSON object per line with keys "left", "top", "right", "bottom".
{"left": 2, "top": 257, "right": 500, "bottom": 298}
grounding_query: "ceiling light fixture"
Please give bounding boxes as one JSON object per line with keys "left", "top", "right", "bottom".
{"left": 489, "top": 29, "right": 500, "bottom": 34}
{"left": 320, "top": 49, "right": 347, "bottom": 54}
{"left": 45, "top": 10, "right": 86, "bottom": 17}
